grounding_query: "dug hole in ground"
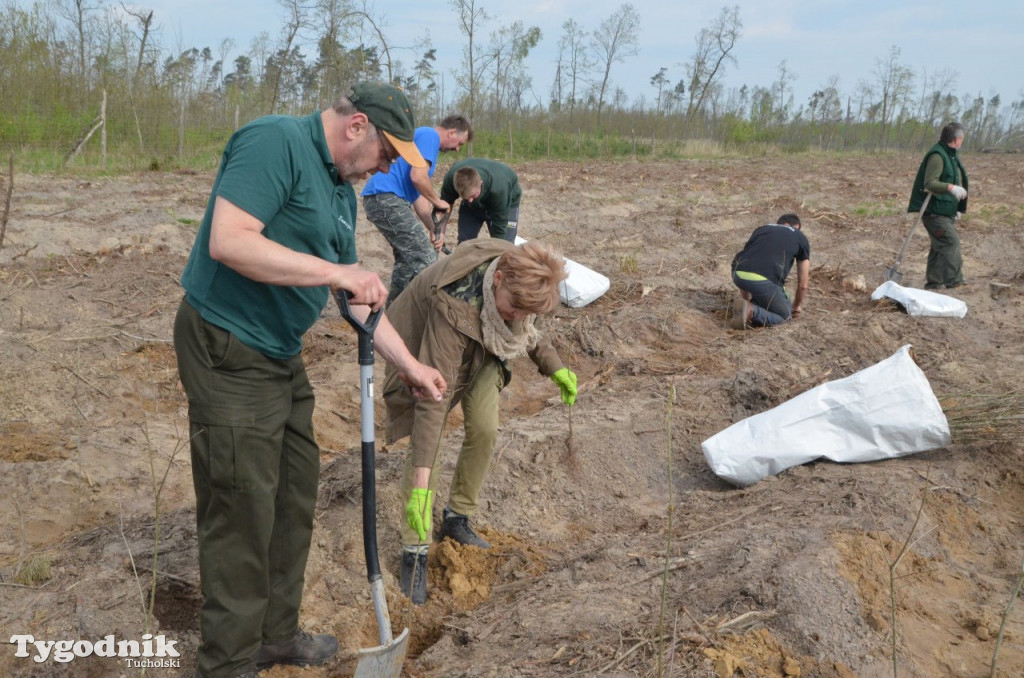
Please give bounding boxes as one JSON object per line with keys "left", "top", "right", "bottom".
{"left": 1, "top": 154, "right": 1022, "bottom": 677}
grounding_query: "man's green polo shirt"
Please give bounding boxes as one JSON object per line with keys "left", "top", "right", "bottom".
{"left": 182, "top": 112, "right": 358, "bottom": 359}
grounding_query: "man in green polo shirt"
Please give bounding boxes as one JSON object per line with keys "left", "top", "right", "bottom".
{"left": 173, "top": 82, "right": 447, "bottom": 678}
{"left": 439, "top": 157, "right": 522, "bottom": 243}
{"left": 907, "top": 121, "right": 969, "bottom": 289}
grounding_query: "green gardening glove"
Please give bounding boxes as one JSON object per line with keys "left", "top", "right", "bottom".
{"left": 405, "top": 488, "right": 434, "bottom": 542}
{"left": 550, "top": 368, "right": 578, "bottom": 406}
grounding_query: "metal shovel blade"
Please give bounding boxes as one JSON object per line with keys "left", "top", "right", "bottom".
{"left": 354, "top": 627, "right": 409, "bottom": 678}
{"left": 884, "top": 266, "right": 903, "bottom": 284}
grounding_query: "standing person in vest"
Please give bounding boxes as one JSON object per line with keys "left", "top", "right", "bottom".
{"left": 361, "top": 115, "right": 473, "bottom": 302}
{"left": 439, "top": 158, "right": 522, "bottom": 244}
{"left": 908, "top": 121, "right": 969, "bottom": 289}
{"left": 727, "top": 214, "right": 810, "bottom": 329}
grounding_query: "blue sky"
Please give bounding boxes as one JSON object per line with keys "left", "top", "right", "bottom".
{"left": 127, "top": 0, "right": 1021, "bottom": 111}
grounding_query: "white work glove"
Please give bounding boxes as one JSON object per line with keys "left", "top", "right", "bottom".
{"left": 949, "top": 185, "right": 967, "bottom": 200}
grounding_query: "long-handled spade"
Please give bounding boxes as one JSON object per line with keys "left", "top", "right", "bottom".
{"left": 335, "top": 292, "right": 409, "bottom": 678}
{"left": 885, "top": 192, "right": 932, "bottom": 283}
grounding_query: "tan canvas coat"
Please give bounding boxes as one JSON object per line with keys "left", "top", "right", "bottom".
{"left": 383, "top": 239, "right": 565, "bottom": 467}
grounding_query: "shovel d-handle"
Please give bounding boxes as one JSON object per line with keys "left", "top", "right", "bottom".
{"left": 431, "top": 207, "right": 450, "bottom": 240}
{"left": 333, "top": 290, "right": 385, "bottom": 583}
{"left": 334, "top": 291, "right": 383, "bottom": 364}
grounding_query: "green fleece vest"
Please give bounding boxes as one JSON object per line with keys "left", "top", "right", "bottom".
{"left": 908, "top": 142, "right": 968, "bottom": 217}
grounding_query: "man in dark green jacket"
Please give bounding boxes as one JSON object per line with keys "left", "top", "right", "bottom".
{"left": 907, "top": 122, "right": 969, "bottom": 289}
{"left": 440, "top": 158, "right": 522, "bottom": 243}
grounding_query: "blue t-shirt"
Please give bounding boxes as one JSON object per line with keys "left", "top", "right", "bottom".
{"left": 181, "top": 112, "right": 359, "bottom": 359}
{"left": 361, "top": 126, "right": 440, "bottom": 203}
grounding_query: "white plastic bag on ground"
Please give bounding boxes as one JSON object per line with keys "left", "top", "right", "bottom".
{"left": 701, "top": 345, "right": 952, "bottom": 487}
{"left": 515, "top": 236, "right": 610, "bottom": 307}
{"left": 870, "top": 280, "right": 968, "bottom": 318}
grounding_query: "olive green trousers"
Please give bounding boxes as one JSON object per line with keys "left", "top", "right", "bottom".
{"left": 399, "top": 357, "right": 504, "bottom": 547}
{"left": 174, "top": 299, "right": 319, "bottom": 677}
{"left": 922, "top": 213, "right": 964, "bottom": 288}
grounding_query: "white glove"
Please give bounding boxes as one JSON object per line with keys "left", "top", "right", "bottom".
{"left": 949, "top": 185, "right": 967, "bottom": 200}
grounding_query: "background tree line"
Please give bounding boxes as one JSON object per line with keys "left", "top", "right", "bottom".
{"left": 2, "top": 0, "right": 1022, "bottom": 172}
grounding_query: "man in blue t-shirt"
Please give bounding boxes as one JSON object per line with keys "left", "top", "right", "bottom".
{"left": 362, "top": 116, "right": 472, "bottom": 301}
{"left": 173, "top": 82, "right": 447, "bottom": 678}
{"left": 728, "top": 213, "right": 811, "bottom": 329}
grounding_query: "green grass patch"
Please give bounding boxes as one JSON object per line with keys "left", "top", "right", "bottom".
{"left": 851, "top": 201, "right": 900, "bottom": 218}
{"left": 15, "top": 555, "right": 52, "bottom": 585}
{"left": 620, "top": 253, "right": 640, "bottom": 275}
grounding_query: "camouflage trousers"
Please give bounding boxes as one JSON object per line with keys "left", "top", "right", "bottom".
{"left": 363, "top": 193, "right": 437, "bottom": 302}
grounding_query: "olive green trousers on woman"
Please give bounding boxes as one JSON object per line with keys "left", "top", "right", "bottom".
{"left": 174, "top": 299, "right": 319, "bottom": 678}
{"left": 399, "top": 356, "right": 505, "bottom": 547}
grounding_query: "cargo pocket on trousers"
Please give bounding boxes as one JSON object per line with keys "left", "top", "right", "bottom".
{"left": 188, "top": 400, "right": 257, "bottom": 493}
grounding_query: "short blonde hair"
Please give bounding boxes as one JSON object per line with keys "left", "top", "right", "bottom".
{"left": 496, "top": 241, "right": 568, "bottom": 315}
{"left": 454, "top": 167, "right": 482, "bottom": 198}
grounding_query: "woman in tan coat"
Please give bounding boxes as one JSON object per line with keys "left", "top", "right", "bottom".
{"left": 382, "top": 238, "right": 578, "bottom": 603}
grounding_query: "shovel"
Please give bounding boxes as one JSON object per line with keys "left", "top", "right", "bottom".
{"left": 334, "top": 292, "right": 409, "bottom": 678}
{"left": 885, "top": 192, "right": 932, "bottom": 283}
{"left": 431, "top": 207, "right": 452, "bottom": 255}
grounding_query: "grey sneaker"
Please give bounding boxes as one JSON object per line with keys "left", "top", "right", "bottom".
{"left": 255, "top": 630, "right": 338, "bottom": 669}
{"left": 400, "top": 548, "right": 429, "bottom": 605}
{"left": 439, "top": 509, "right": 491, "bottom": 548}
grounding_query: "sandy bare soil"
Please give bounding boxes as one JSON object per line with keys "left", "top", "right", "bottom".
{"left": 1, "top": 152, "right": 1023, "bottom": 678}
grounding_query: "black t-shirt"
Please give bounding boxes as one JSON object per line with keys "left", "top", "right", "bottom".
{"left": 732, "top": 224, "right": 811, "bottom": 285}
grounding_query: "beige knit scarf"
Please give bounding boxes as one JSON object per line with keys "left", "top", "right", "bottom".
{"left": 480, "top": 257, "right": 539, "bottom": 360}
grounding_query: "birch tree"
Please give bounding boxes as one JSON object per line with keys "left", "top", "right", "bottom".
{"left": 684, "top": 5, "right": 741, "bottom": 120}
{"left": 871, "top": 45, "right": 915, "bottom": 150}
{"left": 589, "top": 3, "right": 639, "bottom": 124}
{"left": 554, "top": 18, "right": 591, "bottom": 119}
{"left": 484, "top": 21, "right": 540, "bottom": 114}
{"left": 450, "top": 0, "right": 489, "bottom": 140}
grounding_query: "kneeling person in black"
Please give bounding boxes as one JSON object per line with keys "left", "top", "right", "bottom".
{"left": 728, "top": 213, "right": 810, "bottom": 329}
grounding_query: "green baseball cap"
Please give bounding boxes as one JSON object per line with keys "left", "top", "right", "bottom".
{"left": 349, "top": 82, "right": 426, "bottom": 168}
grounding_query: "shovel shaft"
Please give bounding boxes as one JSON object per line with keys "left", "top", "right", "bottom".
{"left": 359, "top": 364, "right": 380, "bottom": 582}
{"left": 369, "top": 578, "right": 394, "bottom": 645}
{"left": 333, "top": 292, "right": 385, "bottom": 580}
{"left": 887, "top": 192, "right": 933, "bottom": 280}
{"left": 337, "top": 290, "right": 409, "bottom": 678}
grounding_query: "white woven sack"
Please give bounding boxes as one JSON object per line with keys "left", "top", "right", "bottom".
{"left": 701, "top": 345, "right": 952, "bottom": 486}
{"left": 870, "top": 280, "right": 968, "bottom": 318}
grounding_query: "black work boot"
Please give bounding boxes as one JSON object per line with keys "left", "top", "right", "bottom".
{"left": 255, "top": 630, "right": 338, "bottom": 669}
{"left": 400, "top": 548, "right": 429, "bottom": 605}
{"left": 439, "top": 508, "right": 491, "bottom": 548}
